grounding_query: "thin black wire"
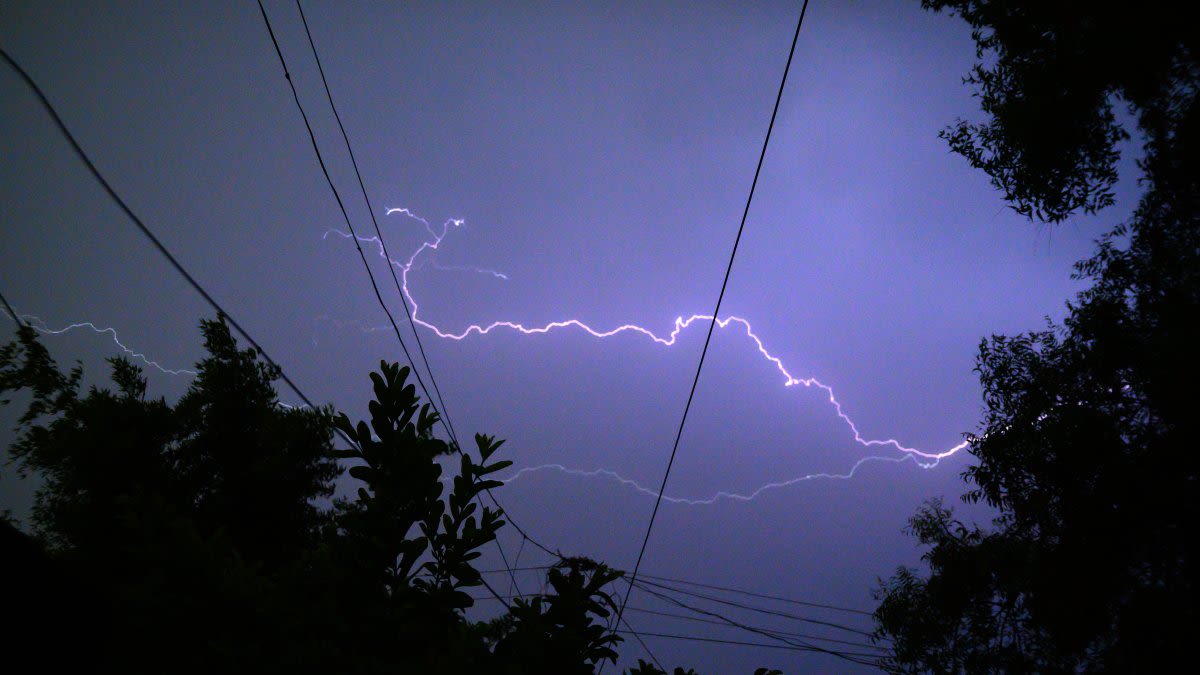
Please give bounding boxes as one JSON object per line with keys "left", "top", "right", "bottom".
{"left": 254, "top": 0, "right": 521, "bottom": 607}
{"left": 614, "top": 0, "right": 811, "bottom": 643}
{"left": 1, "top": 40, "right": 514, "bottom": 612}
{"left": 481, "top": 564, "right": 876, "bottom": 617}
{"left": 628, "top": 578, "right": 877, "bottom": 667}
{"left": 283, "top": 0, "right": 532, "bottom": 596}
{"left": 0, "top": 46, "right": 331, "bottom": 422}
{"left": 617, "top": 616, "right": 664, "bottom": 672}
{"left": 253, "top": 0, "right": 439, "bottom": 436}
{"left": 0, "top": 289, "right": 25, "bottom": 330}
{"left": 624, "top": 600, "right": 888, "bottom": 648}
{"left": 633, "top": 576, "right": 879, "bottom": 640}
{"left": 293, "top": 0, "right": 460, "bottom": 452}
{"left": 470, "top": 594, "right": 882, "bottom": 653}
{"left": 639, "top": 570, "right": 874, "bottom": 617}
{"left": 508, "top": 535, "right": 527, "bottom": 597}
{"left": 613, "top": 629, "right": 881, "bottom": 662}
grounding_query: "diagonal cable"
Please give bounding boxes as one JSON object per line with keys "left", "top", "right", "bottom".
{"left": 1, "top": 38, "right": 516, "bottom": 613}
{"left": 256, "top": 0, "right": 524, "bottom": 599}
{"left": 293, "top": 0, "right": 461, "bottom": 452}
{"left": 0, "top": 47, "right": 326, "bottom": 418}
{"left": 612, "top": 0, "right": 811, "bottom": 648}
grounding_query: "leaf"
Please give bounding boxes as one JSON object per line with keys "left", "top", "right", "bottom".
{"left": 348, "top": 464, "right": 377, "bottom": 484}
{"left": 475, "top": 459, "right": 513, "bottom": 476}
{"left": 334, "top": 412, "right": 358, "bottom": 441}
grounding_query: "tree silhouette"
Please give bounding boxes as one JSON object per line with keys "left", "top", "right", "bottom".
{"left": 2, "top": 317, "right": 774, "bottom": 673}
{"left": 923, "top": 0, "right": 1197, "bottom": 222}
{"left": 875, "top": 2, "right": 1198, "bottom": 671}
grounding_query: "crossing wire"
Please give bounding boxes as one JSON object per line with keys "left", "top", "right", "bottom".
{"left": 293, "top": 0, "right": 462, "bottom": 454}
{"left": 254, "top": 0, "right": 525, "bottom": 602}
{"left": 0, "top": 41, "right": 518, "bottom": 612}
{"left": 613, "top": 629, "right": 880, "bottom": 663}
{"left": 287, "top": 0, "right": 529, "bottom": 597}
{"left": 612, "top": 0, "right": 812, "bottom": 649}
{"left": 627, "top": 577, "right": 878, "bottom": 667}
{"left": 481, "top": 564, "right": 877, "bottom": 617}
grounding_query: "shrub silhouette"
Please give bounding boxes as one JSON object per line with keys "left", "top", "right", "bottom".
{"left": 1, "top": 316, "right": 775, "bottom": 673}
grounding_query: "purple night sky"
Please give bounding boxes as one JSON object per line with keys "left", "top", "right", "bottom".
{"left": 1, "top": 2, "right": 1141, "bottom": 672}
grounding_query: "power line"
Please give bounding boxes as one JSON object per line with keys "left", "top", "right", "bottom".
{"left": 0, "top": 289, "right": 24, "bottom": 330}
{"left": 617, "top": 616, "right": 664, "bottom": 672}
{"left": 613, "top": 629, "right": 881, "bottom": 663}
{"left": 253, "top": 0, "right": 523, "bottom": 606}
{"left": 624, "top": 605, "right": 885, "bottom": 652}
{"left": 628, "top": 577, "right": 877, "bottom": 667}
{"left": 508, "top": 535, "right": 528, "bottom": 597}
{"left": 472, "top": 594, "right": 883, "bottom": 653}
{"left": 0, "top": 39, "right": 518, "bottom": 613}
{"left": 632, "top": 576, "right": 879, "bottom": 640}
{"left": 477, "top": 562, "right": 883, "bottom": 667}
{"left": 638, "top": 571, "right": 875, "bottom": 617}
{"left": 278, "top": 0, "right": 540, "bottom": 597}
{"left": 268, "top": 0, "right": 565, "bottom": 578}
{"left": 292, "top": 0, "right": 461, "bottom": 453}
{"left": 481, "top": 564, "right": 876, "bottom": 617}
{"left": 253, "top": 0, "right": 440, "bottom": 437}
{"left": 613, "top": 0, "right": 811, "bottom": 647}
{"left": 0, "top": 46, "right": 326, "bottom": 418}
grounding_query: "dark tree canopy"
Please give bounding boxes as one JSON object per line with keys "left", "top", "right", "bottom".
{"left": 1, "top": 317, "right": 779, "bottom": 673}
{"left": 875, "top": 2, "right": 1199, "bottom": 672}
{"left": 925, "top": 0, "right": 1198, "bottom": 222}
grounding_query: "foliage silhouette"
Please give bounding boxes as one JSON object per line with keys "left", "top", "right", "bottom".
{"left": 923, "top": 0, "right": 1197, "bottom": 222}
{"left": 2, "top": 317, "right": 772, "bottom": 673}
{"left": 875, "top": 2, "right": 1198, "bottom": 672}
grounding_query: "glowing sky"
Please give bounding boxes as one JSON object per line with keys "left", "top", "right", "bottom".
{"left": 0, "top": 2, "right": 1140, "bottom": 671}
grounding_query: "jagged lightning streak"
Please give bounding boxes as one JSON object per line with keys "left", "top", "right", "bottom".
{"left": 4, "top": 308, "right": 315, "bottom": 411}
{"left": 496, "top": 454, "right": 926, "bottom": 506}
{"left": 322, "top": 207, "right": 970, "bottom": 503}
{"left": 3, "top": 308, "right": 196, "bottom": 376}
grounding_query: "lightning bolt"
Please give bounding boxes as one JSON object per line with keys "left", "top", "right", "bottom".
{"left": 3, "top": 310, "right": 196, "bottom": 376}
{"left": 3, "top": 208, "right": 968, "bottom": 504}
{"left": 321, "top": 207, "right": 970, "bottom": 503}
{"left": 2, "top": 309, "right": 316, "bottom": 414}
{"left": 495, "top": 454, "right": 927, "bottom": 506}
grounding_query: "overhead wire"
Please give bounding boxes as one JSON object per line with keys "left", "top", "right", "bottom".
{"left": 631, "top": 576, "right": 879, "bottom": 640}
{"left": 627, "top": 577, "right": 879, "bottom": 667}
{"left": 612, "top": 629, "right": 881, "bottom": 663}
{"left": 254, "top": 0, "right": 524, "bottom": 606}
{"left": 612, "top": 0, "right": 812, "bottom": 648}
{"left": 0, "top": 289, "right": 24, "bottom": 331}
{"left": 283, "top": 0, "right": 559, "bottom": 577}
{"left": 620, "top": 618, "right": 665, "bottom": 673}
{"left": 476, "top": 561, "right": 884, "bottom": 667}
{"left": 1, "top": 38, "right": 519, "bottom": 612}
{"left": 481, "top": 564, "right": 877, "bottom": 617}
{"left": 470, "top": 592, "right": 883, "bottom": 653}
{"left": 253, "top": 0, "right": 442, "bottom": 439}
{"left": 292, "top": 0, "right": 533, "bottom": 596}
{"left": 637, "top": 571, "right": 875, "bottom": 617}
{"left": 622, "top": 605, "right": 886, "bottom": 653}
{"left": 0, "top": 46, "right": 329, "bottom": 420}
{"left": 292, "top": 0, "right": 461, "bottom": 453}
{"left": 5, "top": 5, "right": 883, "bottom": 666}
{"left": 267, "top": 9, "right": 859, "bottom": 670}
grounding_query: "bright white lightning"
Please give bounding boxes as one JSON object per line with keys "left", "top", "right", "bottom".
{"left": 3, "top": 208, "right": 969, "bottom": 505}
{"left": 3, "top": 310, "right": 196, "bottom": 376}
{"left": 320, "top": 207, "right": 970, "bottom": 504}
